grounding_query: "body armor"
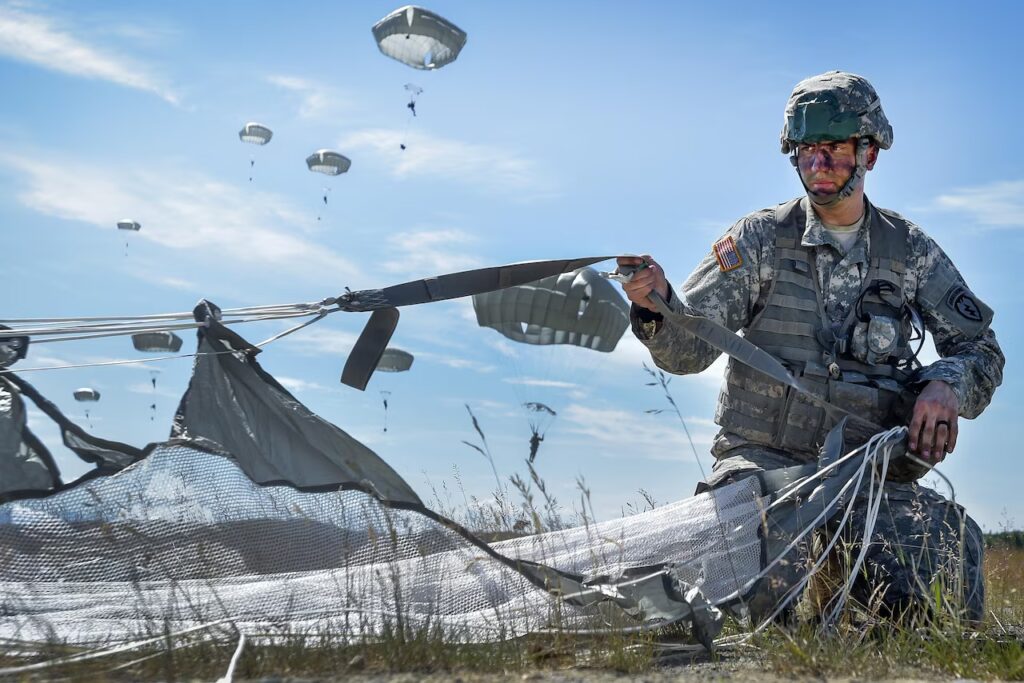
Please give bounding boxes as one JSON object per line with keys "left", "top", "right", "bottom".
{"left": 714, "top": 198, "right": 917, "bottom": 460}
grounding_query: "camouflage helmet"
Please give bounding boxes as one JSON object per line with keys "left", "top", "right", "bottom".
{"left": 780, "top": 71, "right": 893, "bottom": 154}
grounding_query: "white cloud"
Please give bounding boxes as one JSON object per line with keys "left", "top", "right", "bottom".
{"left": 503, "top": 377, "right": 580, "bottom": 390}
{"left": 2, "top": 152, "right": 361, "bottom": 281}
{"left": 267, "top": 74, "right": 352, "bottom": 121}
{"left": 382, "top": 228, "right": 483, "bottom": 276}
{"left": 276, "top": 376, "right": 331, "bottom": 394}
{"left": 0, "top": 5, "right": 179, "bottom": 104}
{"left": 340, "top": 128, "right": 558, "bottom": 200}
{"left": 280, "top": 326, "right": 358, "bottom": 357}
{"left": 927, "top": 180, "right": 1024, "bottom": 229}
{"left": 559, "top": 404, "right": 714, "bottom": 463}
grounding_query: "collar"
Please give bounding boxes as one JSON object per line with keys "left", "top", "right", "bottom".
{"left": 800, "top": 196, "right": 872, "bottom": 265}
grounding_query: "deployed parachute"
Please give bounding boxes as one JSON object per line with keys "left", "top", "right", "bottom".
{"left": 131, "top": 331, "right": 183, "bottom": 353}
{"left": 472, "top": 267, "right": 630, "bottom": 352}
{"left": 306, "top": 149, "right": 351, "bottom": 176}
{"left": 375, "top": 347, "right": 413, "bottom": 431}
{"left": 306, "top": 150, "right": 351, "bottom": 221}
{"left": 116, "top": 219, "right": 140, "bottom": 257}
{"left": 372, "top": 6, "right": 467, "bottom": 70}
{"left": 73, "top": 387, "right": 100, "bottom": 428}
{"left": 239, "top": 122, "right": 272, "bottom": 145}
{"left": 72, "top": 387, "right": 100, "bottom": 402}
{"left": 239, "top": 122, "right": 273, "bottom": 182}
{"left": 376, "top": 347, "right": 414, "bottom": 372}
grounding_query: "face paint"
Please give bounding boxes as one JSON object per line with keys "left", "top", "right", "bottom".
{"left": 797, "top": 142, "right": 857, "bottom": 202}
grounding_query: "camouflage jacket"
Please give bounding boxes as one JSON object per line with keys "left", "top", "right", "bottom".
{"left": 632, "top": 196, "right": 1004, "bottom": 420}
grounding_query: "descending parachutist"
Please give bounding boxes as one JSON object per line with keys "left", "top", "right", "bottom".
{"left": 407, "top": 100, "right": 417, "bottom": 117}
{"left": 528, "top": 429, "right": 544, "bottom": 464}
{"left": 400, "top": 143, "right": 407, "bottom": 151}
{"left": 381, "top": 390, "right": 391, "bottom": 432}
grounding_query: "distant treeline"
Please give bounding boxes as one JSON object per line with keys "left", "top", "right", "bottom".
{"left": 984, "top": 531, "right": 1024, "bottom": 548}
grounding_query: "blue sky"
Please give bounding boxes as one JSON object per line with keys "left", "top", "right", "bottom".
{"left": 1, "top": 0, "right": 1020, "bottom": 529}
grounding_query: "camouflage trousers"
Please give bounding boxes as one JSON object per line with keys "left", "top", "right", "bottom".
{"left": 703, "top": 447, "right": 985, "bottom": 624}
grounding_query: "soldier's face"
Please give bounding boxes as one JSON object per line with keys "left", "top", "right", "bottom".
{"left": 796, "top": 139, "right": 857, "bottom": 195}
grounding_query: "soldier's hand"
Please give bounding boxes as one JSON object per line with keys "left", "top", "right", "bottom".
{"left": 908, "top": 380, "right": 959, "bottom": 463}
{"left": 616, "top": 255, "right": 669, "bottom": 312}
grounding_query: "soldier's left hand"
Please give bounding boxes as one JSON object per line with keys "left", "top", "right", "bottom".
{"left": 908, "top": 380, "right": 959, "bottom": 463}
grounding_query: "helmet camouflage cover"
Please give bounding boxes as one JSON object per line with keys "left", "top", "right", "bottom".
{"left": 781, "top": 71, "right": 893, "bottom": 153}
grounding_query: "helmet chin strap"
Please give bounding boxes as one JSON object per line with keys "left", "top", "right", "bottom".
{"left": 790, "top": 136, "right": 872, "bottom": 208}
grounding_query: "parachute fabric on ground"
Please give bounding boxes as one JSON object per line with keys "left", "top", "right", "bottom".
{"left": 0, "top": 377, "right": 61, "bottom": 497}
{"left": 172, "top": 300, "right": 419, "bottom": 501}
{"left": 0, "top": 302, "right": 776, "bottom": 650}
{"left": 1, "top": 373, "right": 142, "bottom": 500}
{"left": 131, "top": 331, "right": 183, "bottom": 353}
{"left": 239, "top": 122, "right": 272, "bottom": 182}
{"left": 372, "top": 6, "right": 467, "bottom": 70}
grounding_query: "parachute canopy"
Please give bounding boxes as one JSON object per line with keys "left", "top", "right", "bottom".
{"left": 472, "top": 267, "right": 630, "bottom": 352}
{"left": 73, "top": 388, "right": 100, "bottom": 402}
{"left": 131, "top": 331, "right": 183, "bottom": 353}
{"left": 376, "top": 347, "right": 414, "bottom": 373}
{"left": 523, "top": 401, "right": 556, "bottom": 417}
{"left": 116, "top": 220, "right": 140, "bottom": 232}
{"left": 306, "top": 150, "right": 351, "bottom": 176}
{"left": 372, "top": 5, "right": 467, "bottom": 70}
{"left": 239, "top": 122, "right": 273, "bottom": 145}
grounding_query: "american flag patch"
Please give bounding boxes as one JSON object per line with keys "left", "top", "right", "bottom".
{"left": 712, "top": 236, "right": 743, "bottom": 272}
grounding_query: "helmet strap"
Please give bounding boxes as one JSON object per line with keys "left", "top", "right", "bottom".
{"left": 793, "top": 136, "right": 872, "bottom": 208}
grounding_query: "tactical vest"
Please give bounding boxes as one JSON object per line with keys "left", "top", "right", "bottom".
{"left": 714, "top": 198, "right": 916, "bottom": 460}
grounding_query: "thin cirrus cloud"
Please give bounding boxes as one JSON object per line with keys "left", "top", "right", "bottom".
{"left": 0, "top": 4, "right": 179, "bottom": 105}
{"left": 559, "top": 404, "right": 714, "bottom": 462}
{"left": 928, "top": 180, "right": 1024, "bottom": 229}
{"left": 2, "top": 152, "right": 361, "bottom": 281}
{"left": 266, "top": 74, "right": 352, "bottom": 121}
{"left": 340, "top": 128, "right": 559, "bottom": 200}
{"left": 382, "top": 229, "right": 483, "bottom": 276}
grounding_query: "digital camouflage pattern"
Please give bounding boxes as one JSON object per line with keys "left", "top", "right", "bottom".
{"left": 631, "top": 195, "right": 1002, "bottom": 620}
{"left": 700, "top": 448, "right": 985, "bottom": 623}
{"left": 781, "top": 70, "right": 894, "bottom": 153}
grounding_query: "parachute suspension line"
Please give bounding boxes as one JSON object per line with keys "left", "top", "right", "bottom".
{"left": 1, "top": 311, "right": 335, "bottom": 374}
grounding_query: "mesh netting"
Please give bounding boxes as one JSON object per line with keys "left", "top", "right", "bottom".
{"left": 0, "top": 442, "right": 764, "bottom": 646}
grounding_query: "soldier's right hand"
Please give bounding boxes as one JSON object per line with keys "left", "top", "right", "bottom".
{"left": 616, "top": 255, "right": 669, "bottom": 312}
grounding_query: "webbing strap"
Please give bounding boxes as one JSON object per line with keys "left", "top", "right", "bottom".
{"left": 647, "top": 292, "right": 883, "bottom": 434}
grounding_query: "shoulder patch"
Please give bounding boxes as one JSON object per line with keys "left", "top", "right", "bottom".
{"left": 946, "top": 285, "right": 984, "bottom": 322}
{"left": 712, "top": 236, "right": 743, "bottom": 272}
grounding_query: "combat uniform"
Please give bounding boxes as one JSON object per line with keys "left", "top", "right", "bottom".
{"left": 631, "top": 194, "right": 1003, "bottom": 622}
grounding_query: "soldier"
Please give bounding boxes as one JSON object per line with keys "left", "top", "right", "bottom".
{"left": 617, "top": 71, "right": 1003, "bottom": 623}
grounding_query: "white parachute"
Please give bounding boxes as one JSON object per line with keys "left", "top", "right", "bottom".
{"left": 372, "top": 5, "right": 467, "bottom": 70}
{"left": 239, "top": 122, "right": 273, "bottom": 182}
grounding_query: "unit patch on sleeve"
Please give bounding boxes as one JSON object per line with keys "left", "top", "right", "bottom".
{"left": 712, "top": 235, "right": 743, "bottom": 272}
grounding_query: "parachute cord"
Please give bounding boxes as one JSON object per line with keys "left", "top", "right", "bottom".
{"left": 17, "top": 310, "right": 328, "bottom": 345}
{"left": 0, "top": 300, "right": 332, "bottom": 326}
{"left": 216, "top": 633, "right": 246, "bottom": 683}
{"left": 0, "top": 310, "right": 334, "bottom": 374}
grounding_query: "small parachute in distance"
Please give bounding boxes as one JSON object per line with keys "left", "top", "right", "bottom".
{"left": 239, "top": 122, "right": 273, "bottom": 182}
{"left": 131, "top": 331, "right": 183, "bottom": 354}
{"left": 371, "top": 5, "right": 467, "bottom": 70}
{"left": 471, "top": 267, "right": 630, "bottom": 352}
{"left": 375, "top": 347, "right": 414, "bottom": 373}
{"left": 73, "top": 388, "right": 100, "bottom": 402}
{"left": 306, "top": 150, "right": 351, "bottom": 221}
{"left": 523, "top": 401, "right": 556, "bottom": 417}
{"left": 306, "top": 150, "right": 351, "bottom": 176}
{"left": 73, "top": 387, "right": 100, "bottom": 428}
{"left": 116, "top": 219, "right": 140, "bottom": 257}
{"left": 238, "top": 122, "right": 272, "bottom": 145}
